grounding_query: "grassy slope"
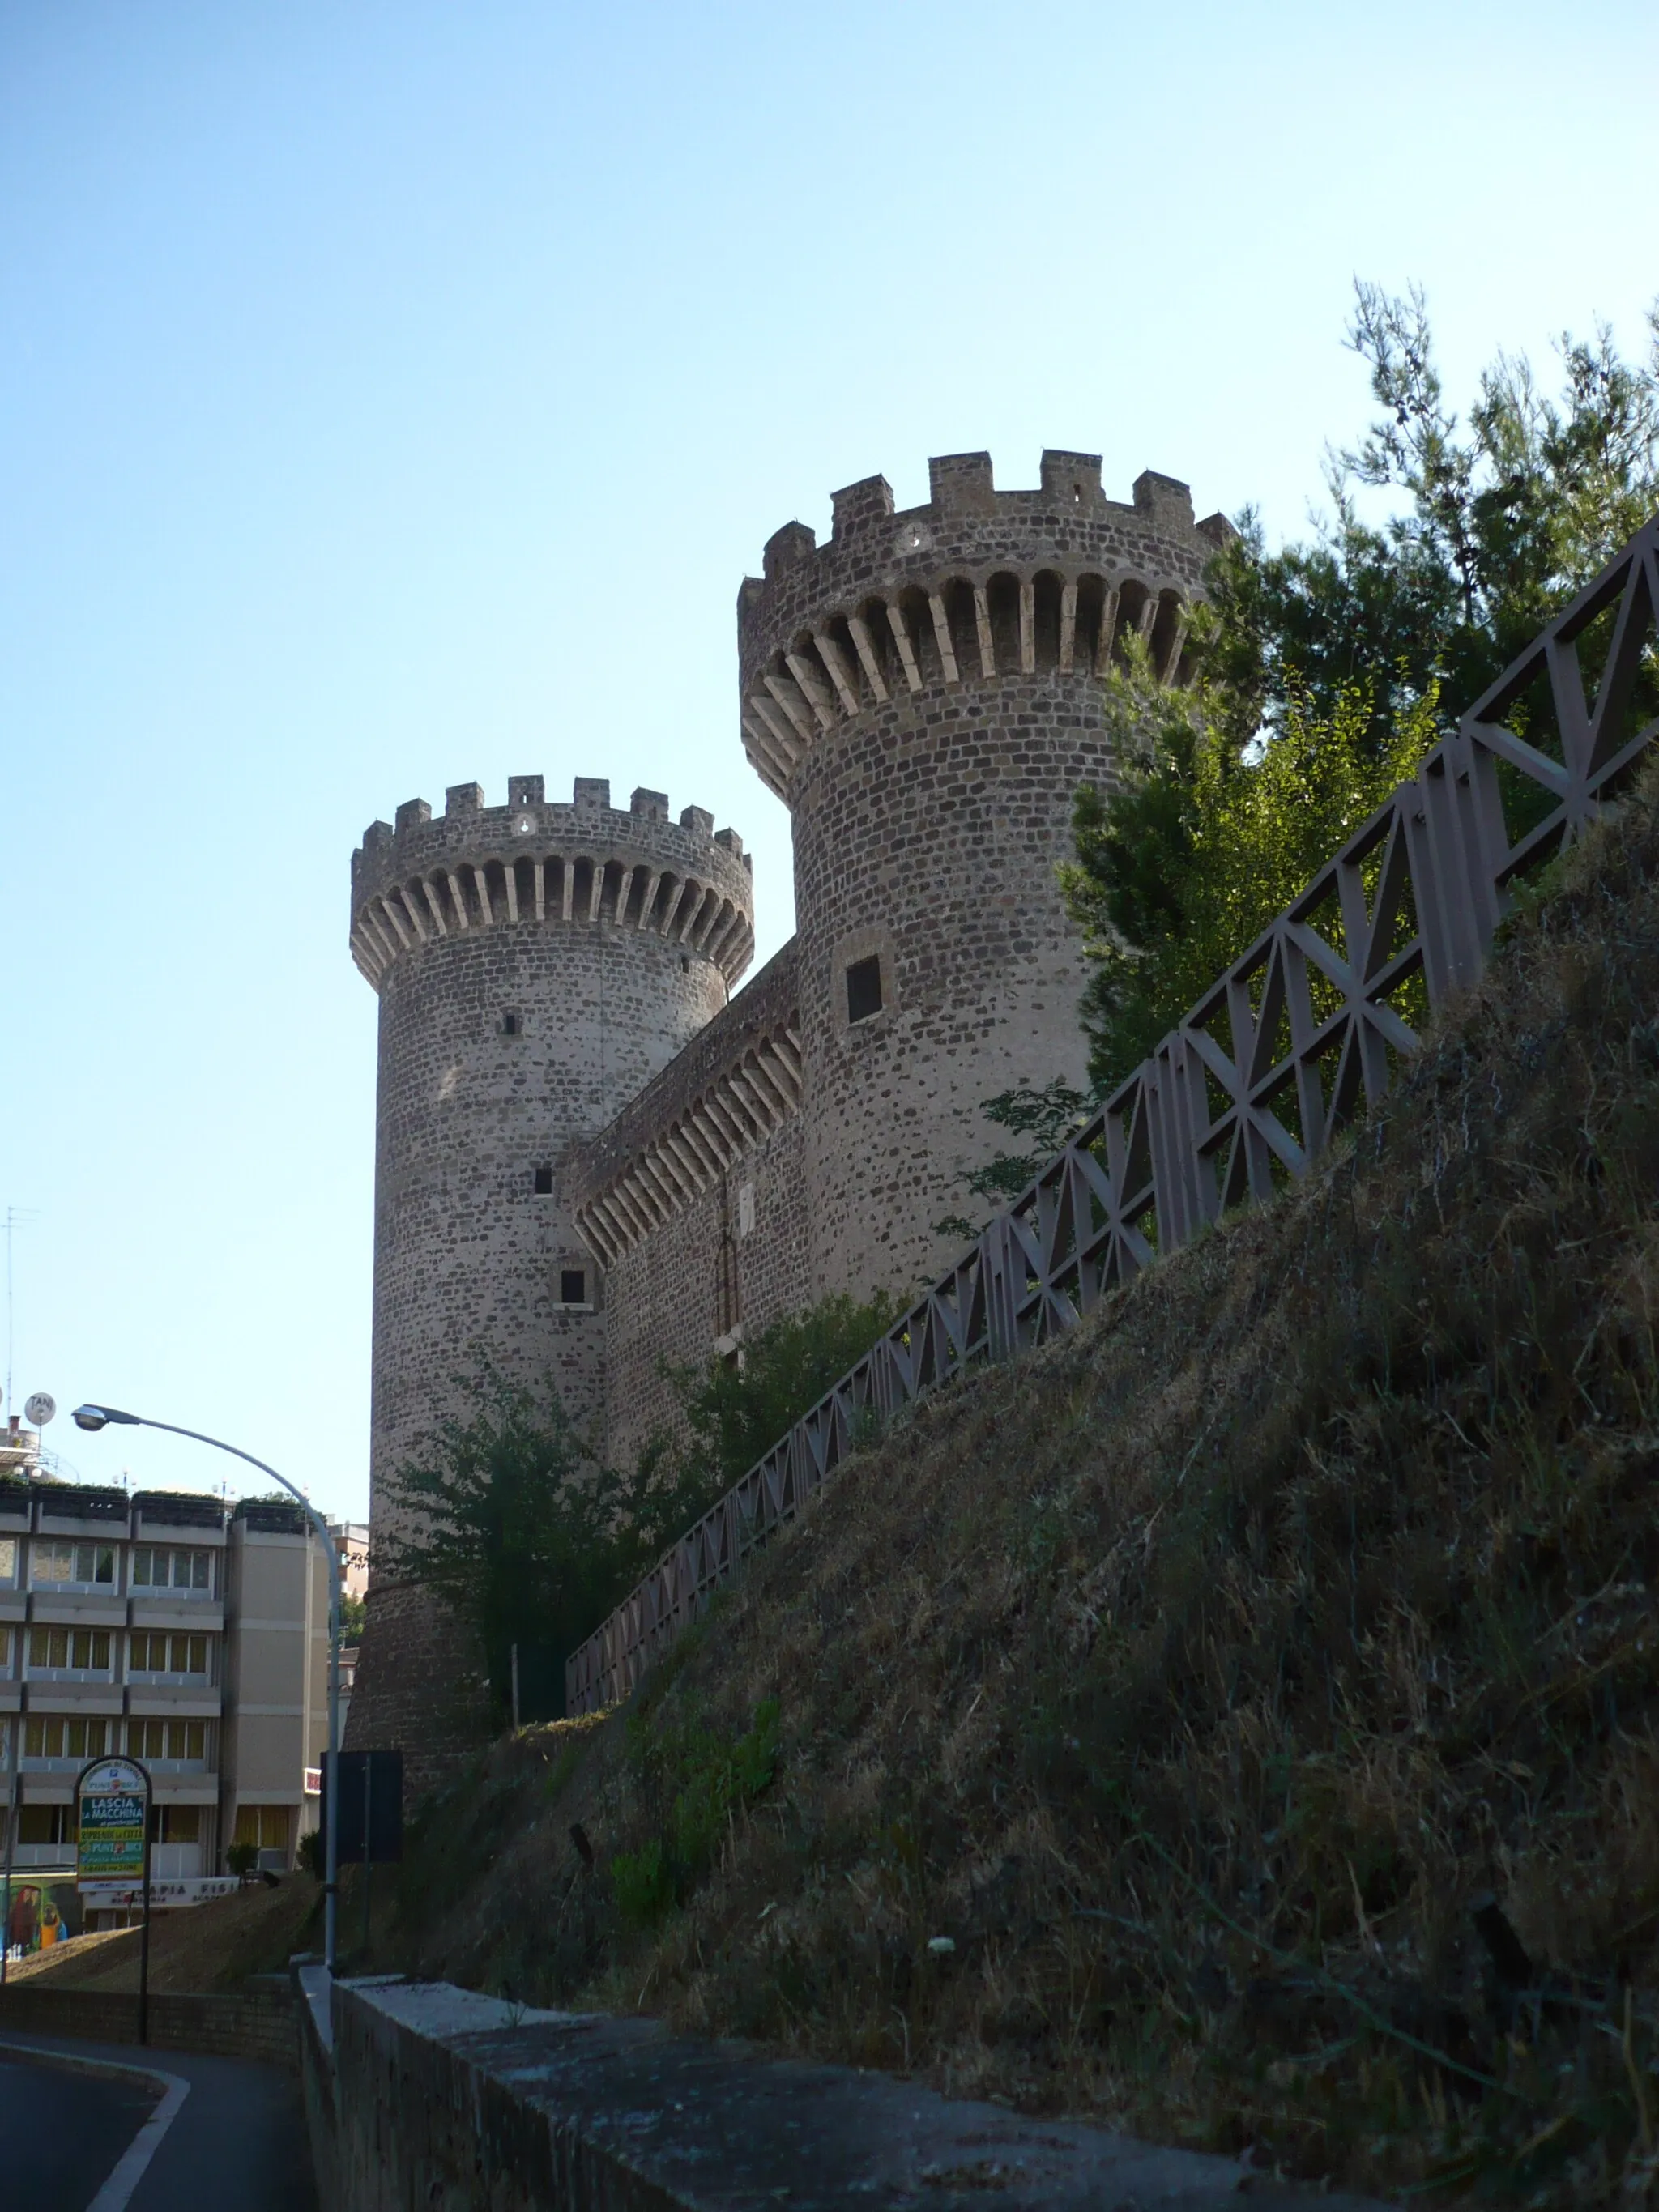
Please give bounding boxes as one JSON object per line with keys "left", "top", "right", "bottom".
{"left": 387, "top": 776, "right": 1659, "bottom": 2206}
{"left": 10, "top": 1878, "right": 322, "bottom": 1993}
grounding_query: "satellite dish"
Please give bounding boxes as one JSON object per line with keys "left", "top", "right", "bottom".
{"left": 24, "top": 1392, "right": 55, "bottom": 1426}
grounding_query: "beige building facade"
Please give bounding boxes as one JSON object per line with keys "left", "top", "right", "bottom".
{"left": 0, "top": 1482, "right": 331, "bottom": 1903}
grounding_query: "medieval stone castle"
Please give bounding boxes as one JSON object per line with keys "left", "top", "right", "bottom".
{"left": 346, "top": 450, "right": 1226, "bottom": 1784}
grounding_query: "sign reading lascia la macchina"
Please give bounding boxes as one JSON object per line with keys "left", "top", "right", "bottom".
{"left": 76, "top": 1756, "right": 148, "bottom": 1886}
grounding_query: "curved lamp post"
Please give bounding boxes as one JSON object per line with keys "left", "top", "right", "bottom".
{"left": 71, "top": 1404, "right": 341, "bottom": 1975}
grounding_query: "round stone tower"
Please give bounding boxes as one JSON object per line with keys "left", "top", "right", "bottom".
{"left": 737, "top": 450, "right": 1226, "bottom": 1302}
{"left": 347, "top": 773, "right": 753, "bottom": 1786}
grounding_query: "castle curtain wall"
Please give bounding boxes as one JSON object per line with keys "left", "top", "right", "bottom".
{"left": 599, "top": 1112, "right": 809, "bottom": 1474}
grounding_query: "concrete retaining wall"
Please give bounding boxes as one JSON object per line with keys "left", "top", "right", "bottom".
{"left": 0, "top": 1981, "right": 297, "bottom": 2071}
{"left": 296, "top": 1968, "right": 1380, "bottom": 2212}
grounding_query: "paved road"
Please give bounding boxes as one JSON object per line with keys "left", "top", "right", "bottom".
{"left": 0, "top": 2032, "right": 315, "bottom": 2210}
{"left": 0, "top": 2044, "right": 156, "bottom": 2211}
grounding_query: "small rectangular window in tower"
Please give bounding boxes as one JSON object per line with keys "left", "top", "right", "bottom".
{"left": 846, "top": 953, "right": 883, "bottom": 1024}
{"left": 532, "top": 1164, "right": 554, "bottom": 1196}
{"left": 559, "top": 1268, "right": 586, "bottom": 1307}
{"left": 501, "top": 1011, "right": 521, "bottom": 1037}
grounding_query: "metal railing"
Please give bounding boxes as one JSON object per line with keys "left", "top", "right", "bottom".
{"left": 568, "top": 516, "right": 1659, "bottom": 1715}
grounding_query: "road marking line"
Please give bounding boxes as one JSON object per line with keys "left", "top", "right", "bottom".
{"left": 0, "top": 2038, "right": 191, "bottom": 2212}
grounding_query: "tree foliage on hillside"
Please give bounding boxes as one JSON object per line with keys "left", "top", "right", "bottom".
{"left": 382, "top": 1296, "right": 900, "bottom": 1723}
{"left": 380, "top": 1363, "right": 687, "bottom": 1723}
{"left": 1062, "top": 650, "right": 1443, "bottom": 1088}
{"left": 1067, "top": 283, "right": 1659, "bottom": 1092}
{"left": 660, "top": 1290, "right": 898, "bottom": 1505}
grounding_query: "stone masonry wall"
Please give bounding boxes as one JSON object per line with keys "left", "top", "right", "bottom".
{"left": 736, "top": 450, "right": 1224, "bottom": 1301}
{"left": 348, "top": 777, "right": 752, "bottom": 1780}
{"left": 0, "top": 1984, "right": 298, "bottom": 2073}
{"left": 561, "top": 940, "right": 808, "bottom": 1469}
{"left": 790, "top": 671, "right": 1117, "bottom": 1298}
{"left": 302, "top": 1971, "right": 1360, "bottom": 2211}
{"left": 597, "top": 1111, "right": 808, "bottom": 1472}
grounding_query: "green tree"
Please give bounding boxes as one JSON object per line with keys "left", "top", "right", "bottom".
{"left": 379, "top": 1362, "right": 680, "bottom": 1722}
{"left": 1063, "top": 643, "right": 1439, "bottom": 1089}
{"left": 1208, "top": 283, "right": 1659, "bottom": 753}
{"left": 659, "top": 1290, "right": 898, "bottom": 1510}
{"left": 932, "top": 1079, "right": 1092, "bottom": 1241}
{"left": 339, "top": 1591, "right": 366, "bottom": 1642}
{"left": 1067, "top": 283, "right": 1659, "bottom": 1092}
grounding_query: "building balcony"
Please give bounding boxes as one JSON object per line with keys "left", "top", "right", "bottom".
{"left": 20, "top": 1683, "right": 125, "bottom": 1712}
{"left": 150, "top": 1843, "right": 204, "bottom": 1879}
{"left": 28, "top": 1594, "right": 128, "bottom": 1626}
{"left": 5, "top": 1842, "right": 75, "bottom": 1869}
{"left": 128, "top": 1595, "right": 224, "bottom": 1627}
{"left": 127, "top": 1690, "right": 220, "bottom": 1720}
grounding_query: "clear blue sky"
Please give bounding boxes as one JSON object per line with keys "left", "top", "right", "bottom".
{"left": 3, "top": 0, "right": 1654, "bottom": 1517}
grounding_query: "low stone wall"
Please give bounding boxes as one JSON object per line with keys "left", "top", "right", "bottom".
{"left": 297, "top": 1968, "right": 1380, "bottom": 2212}
{"left": 0, "top": 1981, "right": 297, "bottom": 2071}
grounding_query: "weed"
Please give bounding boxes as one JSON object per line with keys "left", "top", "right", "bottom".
{"left": 608, "top": 1698, "right": 780, "bottom": 1929}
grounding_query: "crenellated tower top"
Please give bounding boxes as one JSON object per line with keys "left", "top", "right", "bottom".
{"left": 736, "top": 450, "right": 1230, "bottom": 801}
{"left": 349, "top": 774, "right": 754, "bottom": 991}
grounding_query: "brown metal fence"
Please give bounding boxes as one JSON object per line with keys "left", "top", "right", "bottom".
{"left": 568, "top": 514, "right": 1659, "bottom": 1716}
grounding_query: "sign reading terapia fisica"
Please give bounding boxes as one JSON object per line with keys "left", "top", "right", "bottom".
{"left": 76, "top": 1755, "right": 151, "bottom": 1887}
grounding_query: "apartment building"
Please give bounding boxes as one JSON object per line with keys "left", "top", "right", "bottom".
{"left": 0, "top": 1481, "right": 331, "bottom": 1896}
{"left": 328, "top": 1520, "right": 369, "bottom": 1605}
{"left": 221, "top": 1500, "right": 332, "bottom": 1872}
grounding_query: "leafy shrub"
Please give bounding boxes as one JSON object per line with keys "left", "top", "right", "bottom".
{"left": 609, "top": 1697, "right": 781, "bottom": 1929}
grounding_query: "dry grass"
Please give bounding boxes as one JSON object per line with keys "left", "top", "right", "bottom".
{"left": 386, "top": 771, "right": 1659, "bottom": 2206}
{"left": 14, "top": 1877, "right": 322, "bottom": 1993}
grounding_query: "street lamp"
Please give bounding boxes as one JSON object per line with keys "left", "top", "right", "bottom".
{"left": 72, "top": 1404, "right": 342, "bottom": 1975}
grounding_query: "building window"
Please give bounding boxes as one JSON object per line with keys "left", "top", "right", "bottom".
{"left": 151, "top": 1805, "right": 200, "bottom": 1843}
{"left": 532, "top": 1164, "right": 554, "bottom": 1196}
{"left": 737, "top": 1182, "right": 756, "bottom": 1238}
{"left": 28, "top": 1626, "right": 112, "bottom": 1672}
{"left": 232, "top": 1805, "right": 290, "bottom": 1851}
{"left": 0, "top": 1536, "right": 16, "bottom": 1584}
{"left": 846, "top": 954, "right": 884, "bottom": 1024}
{"left": 18, "top": 1804, "right": 76, "bottom": 1845}
{"left": 31, "top": 1541, "right": 115, "bottom": 1588}
{"left": 127, "top": 1718, "right": 207, "bottom": 1763}
{"left": 131, "top": 1545, "right": 212, "bottom": 1592}
{"left": 130, "top": 1631, "right": 208, "bottom": 1677}
{"left": 24, "top": 1715, "right": 114, "bottom": 1761}
{"left": 501, "top": 1010, "right": 521, "bottom": 1036}
{"left": 559, "top": 1268, "right": 586, "bottom": 1307}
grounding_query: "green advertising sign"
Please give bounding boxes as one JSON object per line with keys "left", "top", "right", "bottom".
{"left": 76, "top": 1755, "right": 150, "bottom": 1886}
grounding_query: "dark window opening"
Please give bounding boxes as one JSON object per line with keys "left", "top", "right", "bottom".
{"left": 846, "top": 954, "right": 883, "bottom": 1024}
{"left": 501, "top": 1011, "right": 521, "bottom": 1036}
{"left": 559, "top": 1268, "right": 586, "bottom": 1306}
{"left": 680, "top": 954, "right": 690, "bottom": 974}
{"left": 532, "top": 1165, "right": 553, "bottom": 1196}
